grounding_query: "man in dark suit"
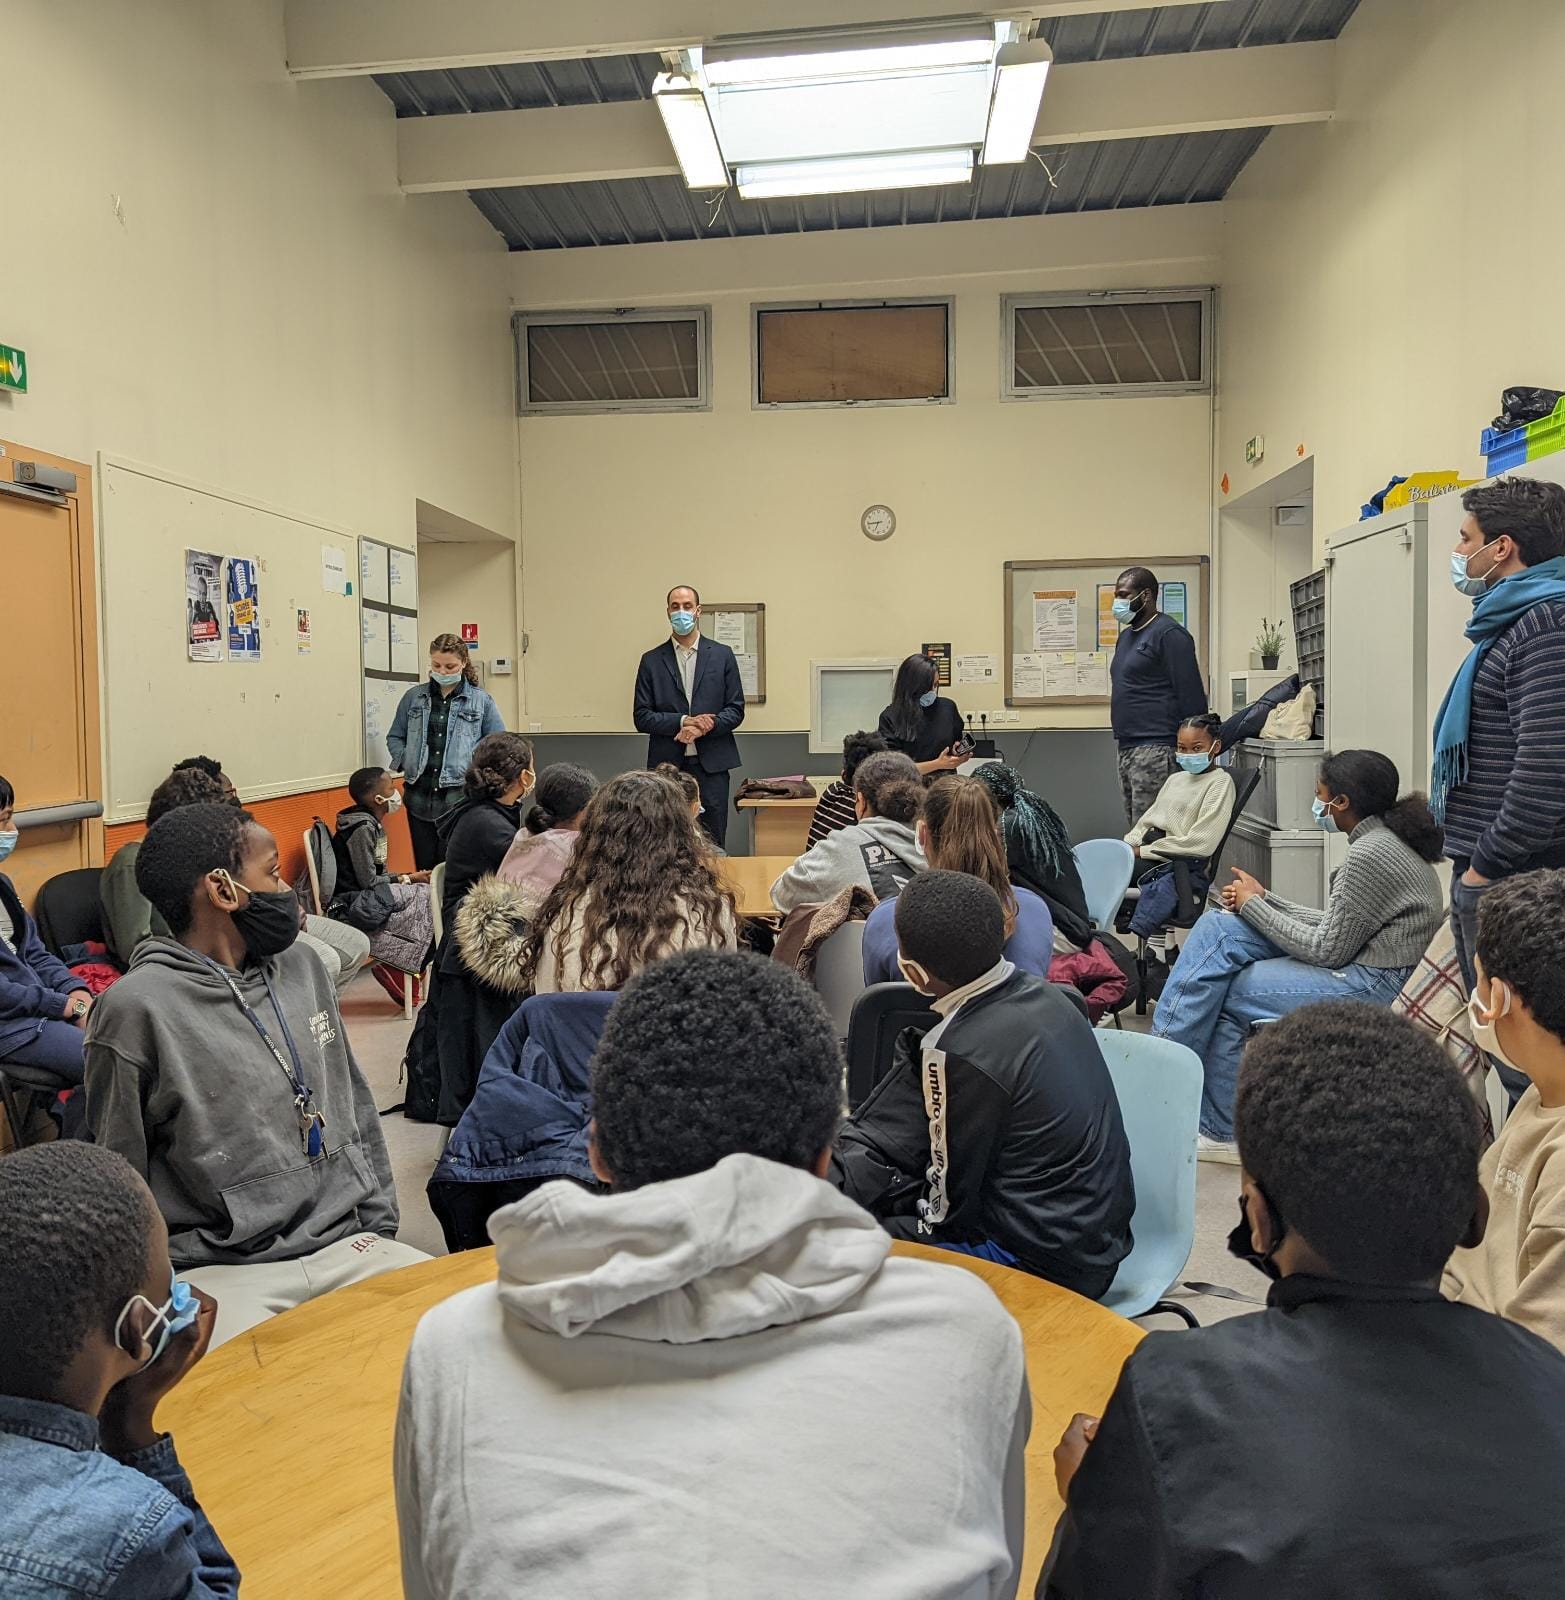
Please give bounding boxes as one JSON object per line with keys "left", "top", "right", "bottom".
{"left": 633, "top": 585, "right": 746, "bottom": 847}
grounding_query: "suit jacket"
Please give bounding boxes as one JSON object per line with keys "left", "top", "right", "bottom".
{"left": 633, "top": 636, "right": 746, "bottom": 774}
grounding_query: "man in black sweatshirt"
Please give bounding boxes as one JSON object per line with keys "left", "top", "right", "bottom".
{"left": 831, "top": 871, "right": 1134, "bottom": 1297}
{"left": 1108, "top": 564, "right": 1208, "bottom": 827}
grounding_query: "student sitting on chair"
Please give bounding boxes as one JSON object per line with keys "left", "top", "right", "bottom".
{"left": 1041, "top": 1003, "right": 1565, "bottom": 1599}
{"left": 0, "top": 1142, "right": 239, "bottom": 1598}
{"left": 863, "top": 775, "right": 1054, "bottom": 982}
{"left": 1154, "top": 749, "right": 1444, "bottom": 1163}
{"left": 329, "top": 767, "right": 435, "bottom": 976}
{"left": 770, "top": 751, "right": 927, "bottom": 915}
{"left": 1123, "top": 712, "right": 1236, "bottom": 957}
{"left": 495, "top": 763, "right": 599, "bottom": 919}
{"left": 833, "top": 870, "right": 1134, "bottom": 1298}
{"left": 0, "top": 771, "right": 97, "bottom": 1099}
{"left": 396, "top": 950, "right": 1030, "bottom": 1600}
{"left": 807, "top": 729, "right": 888, "bottom": 848}
{"left": 971, "top": 763, "right": 1095, "bottom": 953}
{"left": 1445, "top": 869, "right": 1565, "bottom": 1353}
{"left": 84, "top": 801, "right": 424, "bottom": 1347}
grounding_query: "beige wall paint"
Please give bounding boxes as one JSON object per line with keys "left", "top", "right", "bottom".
{"left": 513, "top": 209, "right": 1221, "bottom": 732}
{"left": 1218, "top": 0, "right": 1565, "bottom": 541}
{"left": 418, "top": 538, "right": 522, "bottom": 727}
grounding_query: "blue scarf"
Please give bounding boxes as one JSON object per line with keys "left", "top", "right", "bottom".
{"left": 1432, "top": 556, "right": 1565, "bottom": 820}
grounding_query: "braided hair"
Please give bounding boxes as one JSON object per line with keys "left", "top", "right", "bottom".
{"left": 972, "top": 763, "right": 1074, "bottom": 879}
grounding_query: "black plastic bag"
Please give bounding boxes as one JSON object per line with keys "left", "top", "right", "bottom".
{"left": 1492, "top": 387, "right": 1564, "bottom": 431}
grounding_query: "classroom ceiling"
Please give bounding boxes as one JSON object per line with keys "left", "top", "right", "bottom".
{"left": 362, "top": 0, "right": 1362, "bottom": 251}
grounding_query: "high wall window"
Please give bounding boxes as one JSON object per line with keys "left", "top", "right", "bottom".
{"left": 514, "top": 308, "right": 711, "bottom": 414}
{"left": 753, "top": 300, "right": 953, "bottom": 408}
{"left": 1003, "top": 290, "right": 1212, "bottom": 399}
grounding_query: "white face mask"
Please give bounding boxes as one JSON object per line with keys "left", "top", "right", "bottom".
{"left": 376, "top": 791, "right": 402, "bottom": 813}
{"left": 896, "top": 954, "right": 933, "bottom": 995}
{"left": 1469, "top": 979, "right": 1527, "bottom": 1077}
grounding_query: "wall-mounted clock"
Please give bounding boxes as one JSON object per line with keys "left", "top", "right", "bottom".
{"left": 861, "top": 504, "right": 896, "bottom": 541}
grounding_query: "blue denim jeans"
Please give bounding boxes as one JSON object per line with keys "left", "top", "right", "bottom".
{"left": 1154, "top": 910, "right": 1412, "bottom": 1139}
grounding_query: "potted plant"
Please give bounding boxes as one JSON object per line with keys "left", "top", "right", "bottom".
{"left": 1255, "top": 619, "right": 1285, "bottom": 671}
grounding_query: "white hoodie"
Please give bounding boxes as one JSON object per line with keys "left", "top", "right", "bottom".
{"left": 395, "top": 1154, "right": 1029, "bottom": 1600}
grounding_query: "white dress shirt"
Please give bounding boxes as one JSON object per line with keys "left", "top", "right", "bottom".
{"left": 675, "top": 634, "right": 700, "bottom": 754}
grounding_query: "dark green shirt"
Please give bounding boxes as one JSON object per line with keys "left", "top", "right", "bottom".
{"left": 407, "top": 687, "right": 463, "bottom": 822}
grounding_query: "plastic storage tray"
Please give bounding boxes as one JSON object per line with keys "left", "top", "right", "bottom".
{"left": 1230, "top": 739, "right": 1323, "bottom": 831}
{"left": 1220, "top": 815, "right": 1326, "bottom": 910}
{"left": 1290, "top": 569, "right": 1326, "bottom": 694}
{"left": 1482, "top": 397, "right": 1565, "bottom": 474}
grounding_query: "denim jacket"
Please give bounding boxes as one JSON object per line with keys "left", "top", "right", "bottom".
{"left": 0, "top": 1396, "right": 239, "bottom": 1597}
{"left": 386, "top": 680, "right": 504, "bottom": 790}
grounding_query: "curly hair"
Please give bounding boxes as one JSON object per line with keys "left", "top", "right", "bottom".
{"left": 1463, "top": 478, "right": 1565, "bottom": 566}
{"left": 1477, "top": 868, "right": 1565, "bottom": 1041}
{"left": 0, "top": 1142, "right": 157, "bottom": 1391}
{"left": 922, "top": 777, "right": 1018, "bottom": 937}
{"left": 463, "top": 732, "right": 534, "bottom": 801}
{"left": 146, "top": 768, "right": 225, "bottom": 826}
{"left": 895, "top": 870, "right": 1005, "bottom": 988}
{"left": 654, "top": 761, "right": 701, "bottom": 809}
{"left": 519, "top": 770, "right": 737, "bottom": 991}
{"left": 840, "top": 729, "right": 888, "bottom": 786}
{"left": 525, "top": 763, "right": 599, "bottom": 836}
{"left": 591, "top": 950, "right": 844, "bottom": 1189}
{"left": 172, "top": 754, "right": 224, "bottom": 783}
{"left": 1319, "top": 749, "right": 1443, "bottom": 863}
{"left": 1235, "top": 1002, "right": 1481, "bottom": 1282}
{"left": 428, "top": 632, "right": 480, "bottom": 686}
{"left": 135, "top": 801, "right": 254, "bottom": 935}
{"left": 854, "top": 751, "right": 923, "bottom": 825}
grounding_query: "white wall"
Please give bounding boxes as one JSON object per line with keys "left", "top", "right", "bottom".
{"left": 418, "top": 538, "right": 522, "bottom": 727}
{"left": 513, "top": 207, "right": 1221, "bottom": 733}
{"left": 4, "top": 0, "right": 518, "bottom": 614}
{"left": 1218, "top": 0, "right": 1565, "bottom": 540}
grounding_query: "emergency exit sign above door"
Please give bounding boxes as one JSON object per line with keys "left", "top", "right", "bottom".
{"left": 0, "top": 345, "right": 27, "bottom": 393}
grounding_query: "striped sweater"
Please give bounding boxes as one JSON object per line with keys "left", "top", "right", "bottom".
{"left": 1443, "top": 599, "right": 1565, "bottom": 878}
{"left": 1239, "top": 815, "right": 1442, "bottom": 970}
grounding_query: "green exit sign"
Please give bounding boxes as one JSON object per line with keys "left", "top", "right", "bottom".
{"left": 0, "top": 345, "right": 26, "bottom": 393}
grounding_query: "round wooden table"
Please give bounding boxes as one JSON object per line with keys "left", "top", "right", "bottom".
{"left": 159, "top": 1241, "right": 1142, "bottom": 1597}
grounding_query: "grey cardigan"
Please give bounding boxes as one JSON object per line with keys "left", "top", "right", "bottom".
{"left": 1238, "top": 816, "right": 1443, "bottom": 970}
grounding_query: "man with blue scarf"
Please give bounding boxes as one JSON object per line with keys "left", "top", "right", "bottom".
{"left": 1433, "top": 479, "right": 1565, "bottom": 1098}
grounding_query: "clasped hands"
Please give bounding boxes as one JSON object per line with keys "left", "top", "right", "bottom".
{"left": 676, "top": 713, "right": 716, "bottom": 746}
{"left": 1219, "top": 866, "right": 1266, "bottom": 911}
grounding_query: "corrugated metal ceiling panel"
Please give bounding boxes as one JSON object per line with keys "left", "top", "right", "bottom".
{"left": 1039, "top": 0, "right": 1362, "bottom": 62}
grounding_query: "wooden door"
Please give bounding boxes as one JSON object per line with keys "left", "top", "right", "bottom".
{"left": 0, "top": 443, "right": 102, "bottom": 905}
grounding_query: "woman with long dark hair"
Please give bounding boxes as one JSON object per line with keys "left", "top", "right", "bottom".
{"left": 519, "top": 771, "right": 738, "bottom": 993}
{"left": 971, "top": 763, "right": 1094, "bottom": 951}
{"left": 495, "top": 763, "right": 599, "bottom": 920}
{"left": 1155, "top": 748, "right": 1445, "bottom": 1159}
{"left": 877, "top": 654, "right": 966, "bottom": 775}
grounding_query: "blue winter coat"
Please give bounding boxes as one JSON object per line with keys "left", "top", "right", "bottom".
{"left": 0, "top": 874, "right": 80, "bottom": 1059}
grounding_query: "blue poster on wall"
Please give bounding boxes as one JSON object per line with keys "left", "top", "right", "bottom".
{"left": 227, "top": 556, "right": 262, "bottom": 662}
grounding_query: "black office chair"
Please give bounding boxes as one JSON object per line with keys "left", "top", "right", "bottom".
{"left": 1130, "top": 767, "right": 1263, "bottom": 1015}
{"left": 0, "top": 1060, "right": 70, "bottom": 1149}
{"left": 32, "top": 867, "right": 107, "bottom": 957}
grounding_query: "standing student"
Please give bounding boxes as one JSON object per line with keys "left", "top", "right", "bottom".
{"left": 0, "top": 1142, "right": 239, "bottom": 1598}
{"left": 388, "top": 634, "right": 506, "bottom": 870}
{"left": 1108, "top": 565, "right": 1207, "bottom": 828}
{"left": 632, "top": 585, "right": 746, "bottom": 849}
{"left": 878, "top": 654, "right": 966, "bottom": 776}
{"left": 1435, "top": 480, "right": 1565, "bottom": 1101}
{"left": 807, "top": 730, "right": 888, "bottom": 848}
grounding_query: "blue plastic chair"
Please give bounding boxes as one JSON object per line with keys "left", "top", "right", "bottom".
{"left": 1095, "top": 1029, "right": 1203, "bottom": 1326}
{"left": 1072, "top": 838, "right": 1136, "bottom": 932}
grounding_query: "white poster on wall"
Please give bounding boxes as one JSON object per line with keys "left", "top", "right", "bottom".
{"left": 1012, "top": 653, "right": 1045, "bottom": 697}
{"left": 956, "top": 653, "right": 998, "bottom": 685}
{"left": 712, "top": 611, "right": 746, "bottom": 650}
{"left": 737, "top": 652, "right": 759, "bottom": 697}
{"left": 1032, "top": 590, "right": 1078, "bottom": 651}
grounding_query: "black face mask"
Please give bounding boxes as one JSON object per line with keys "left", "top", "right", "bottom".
{"left": 1226, "top": 1194, "right": 1287, "bottom": 1282}
{"left": 226, "top": 876, "right": 301, "bottom": 962}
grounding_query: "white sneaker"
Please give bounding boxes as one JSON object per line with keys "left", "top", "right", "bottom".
{"left": 1197, "top": 1135, "right": 1242, "bottom": 1166}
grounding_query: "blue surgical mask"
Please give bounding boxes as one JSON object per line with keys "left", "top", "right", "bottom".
{"left": 430, "top": 670, "right": 463, "bottom": 687}
{"left": 1177, "top": 752, "right": 1212, "bottom": 775}
{"left": 0, "top": 829, "right": 16, "bottom": 863}
{"left": 1451, "top": 544, "right": 1501, "bottom": 599}
{"left": 1312, "top": 796, "right": 1341, "bottom": 833}
{"left": 114, "top": 1272, "right": 200, "bottom": 1372}
{"left": 670, "top": 610, "right": 697, "bottom": 637}
{"left": 918, "top": 689, "right": 938, "bottom": 709}
{"left": 1111, "top": 597, "right": 1137, "bottom": 625}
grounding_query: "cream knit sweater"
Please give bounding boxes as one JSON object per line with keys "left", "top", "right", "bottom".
{"left": 1125, "top": 766, "right": 1235, "bottom": 862}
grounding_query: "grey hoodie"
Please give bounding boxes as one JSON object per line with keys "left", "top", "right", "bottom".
{"left": 84, "top": 937, "right": 398, "bottom": 1267}
{"left": 769, "top": 815, "right": 927, "bottom": 914}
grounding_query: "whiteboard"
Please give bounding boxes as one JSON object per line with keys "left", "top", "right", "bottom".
{"left": 364, "top": 677, "right": 412, "bottom": 773}
{"left": 359, "top": 537, "right": 419, "bottom": 770}
{"left": 100, "top": 458, "right": 362, "bottom": 820}
{"left": 811, "top": 659, "right": 898, "bottom": 755}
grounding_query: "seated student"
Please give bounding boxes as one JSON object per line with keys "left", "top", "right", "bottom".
{"left": 971, "top": 763, "right": 1094, "bottom": 952}
{"left": 495, "top": 762, "right": 598, "bottom": 919}
{"left": 329, "top": 767, "right": 435, "bottom": 975}
{"left": 1155, "top": 749, "right": 1444, "bottom": 1161}
{"left": 770, "top": 751, "right": 927, "bottom": 914}
{"left": 0, "top": 1142, "right": 239, "bottom": 1597}
{"left": 1042, "top": 1003, "right": 1565, "bottom": 1599}
{"left": 807, "top": 729, "right": 888, "bottom": 848}
{"left": 500, "top": 770, "right": 737, "bottom": 996}
{"left": 0, "top": 772, "right": 96, "bottom": 1094}
{"left": 863, "top": 775, "right": 1054, "bottom": 982}
{"left": 84, "top": 801, "right": 423, "bottom": 1347}
{"left": 1124, "top": 711, "right": 1235, "bottom": 946}
{"left": 1444, "top": 869, "right": 1565, "bottom": 1352}
{"left": 654, "top": 760, "right": 727, "bottom": 856}
{"left": 396, "top": 950, "right": 1030, "bottom": 1599}
{"left": 833, "top": 871, "right": 1134, "bottom": 1297}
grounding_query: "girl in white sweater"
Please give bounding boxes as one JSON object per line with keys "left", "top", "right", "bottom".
{"left": 1125, "top": 713, "right": 1236, "bottom": 939}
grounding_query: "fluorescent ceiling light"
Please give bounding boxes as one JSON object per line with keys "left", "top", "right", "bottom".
{"left": 981, "top": 39, "right": 1053, "bottom": 164}
{"left": 652, "top": 73, "right": 728, "bottom": 189}
{"left": 702, "top": 24, "right": 997, "bottom": 87}
{"left": 736, "top": 148, "right": 974, "bottom": 200}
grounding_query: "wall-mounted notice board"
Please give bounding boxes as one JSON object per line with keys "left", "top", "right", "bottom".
{"left": 360, "top": 539, "right": 419, "bottom": 770}
{"left": 1003, "top": 555, "right": 1209, "bottom": 707}
{"left": 703, "top": 602, "right": 766, "bottom": 702}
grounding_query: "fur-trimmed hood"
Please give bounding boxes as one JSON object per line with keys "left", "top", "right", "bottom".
{"left": 453, "top": 873, "right": 533, "bottom": 995}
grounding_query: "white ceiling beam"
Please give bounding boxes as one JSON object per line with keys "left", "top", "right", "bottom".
{"left": 398, "top": 43, "right": 1333, "bottom": 195}
{"left": 287, "top": 0, "right": 1242, "bottom": 79}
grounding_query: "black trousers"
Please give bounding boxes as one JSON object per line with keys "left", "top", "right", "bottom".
{"left": 407, "top": 811, "right": 444, "bottom": 871}
{"left": 689, "top": 764, "right": 732, "bottom": 848}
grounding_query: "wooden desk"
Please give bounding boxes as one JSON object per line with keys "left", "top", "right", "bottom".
{"left": 736, "top": 782, "right": 836, "bottom": 857}
{"left": 716, "top": 853, "right": 795, "bottom": 919}
{"left": 159, "top": 1242, "right": 1141, "bottom": 1598}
